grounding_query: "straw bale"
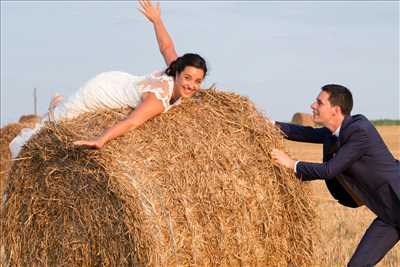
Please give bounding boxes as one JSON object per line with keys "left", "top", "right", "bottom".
{"left": 1, "top": 89, "right": 316, "bottom": 266}
{"left": 18, "top": 114, "right": 40, "bottom": 125}
{"left": 291, "top": 112, "right": 315, "bottom": 127}
{"left": 0, "top": 120, "right": 38, "bottom": 196}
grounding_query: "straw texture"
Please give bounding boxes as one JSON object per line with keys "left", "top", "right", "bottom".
{"left": 1, "top": 89, "right": 315, "bottom": 266}
{"left": 0, "top": 115, "right": 40, "bottom": 196}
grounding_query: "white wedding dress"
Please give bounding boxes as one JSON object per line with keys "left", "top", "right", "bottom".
{"left": 9, "top": 70, "right": 180, "bottom": 158}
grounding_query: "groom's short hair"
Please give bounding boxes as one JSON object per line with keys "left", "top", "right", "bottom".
{"left": 322, "top": 84, "right": 353, "bottom": 115}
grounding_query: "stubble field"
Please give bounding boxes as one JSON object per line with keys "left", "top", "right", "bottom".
{"left": 284, "top": 125, "right": 400, "bottom": 267}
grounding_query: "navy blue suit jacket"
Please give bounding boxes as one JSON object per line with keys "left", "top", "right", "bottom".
{"left": 277, "top": 115, "right": 400, "bottom": 226}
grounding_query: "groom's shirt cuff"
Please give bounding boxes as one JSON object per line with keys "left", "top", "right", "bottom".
{"left": 294, "top": 161, "right": 299, "bottom": 174}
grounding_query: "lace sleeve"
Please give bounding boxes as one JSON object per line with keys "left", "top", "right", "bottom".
{"left": 136, "top": 71, "right": 174, "bottom": 112}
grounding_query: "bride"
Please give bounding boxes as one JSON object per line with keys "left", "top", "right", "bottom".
{"left": 10, "top": 0, "right": 207, "bottom": 157}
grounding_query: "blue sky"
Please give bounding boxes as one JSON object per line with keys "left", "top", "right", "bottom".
{"left": 1, "top": 1, "right": 398, "bottom": 126}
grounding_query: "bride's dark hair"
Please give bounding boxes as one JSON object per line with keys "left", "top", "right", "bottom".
{"left": 165, "top": 53, "right": 207, "bottom": 78}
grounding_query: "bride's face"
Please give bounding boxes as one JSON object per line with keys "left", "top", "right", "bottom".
{"left": 175, "top": 66, "right": 205, "bottom": 98}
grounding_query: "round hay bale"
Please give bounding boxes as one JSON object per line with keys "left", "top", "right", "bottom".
{"left": 1, "top": 90, "right": 316, "bottom": 266}
{"left": 18, "top": 114, "right": 41, "bottom": 125}
{"left": 291, "top": 112, "right": 315, "bottom": 127}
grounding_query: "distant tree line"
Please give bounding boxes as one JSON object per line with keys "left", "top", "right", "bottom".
{"left": 371, "top": 119, "right": 400, "bottom": 126}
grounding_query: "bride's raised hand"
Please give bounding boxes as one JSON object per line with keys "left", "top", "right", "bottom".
{"left": 138, "top": 0, "right": 177, "bottom": 66}
{"left": 138, "top": 0, "right": 161, "bottom": 24}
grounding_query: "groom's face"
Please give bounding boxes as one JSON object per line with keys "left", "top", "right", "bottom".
{"left": 311, "top": 91, "right": 336, "bottom": 125}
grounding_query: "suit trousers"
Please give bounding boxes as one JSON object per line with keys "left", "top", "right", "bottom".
{"left": 347, "top": 217, "right": 399, "bottom": 267}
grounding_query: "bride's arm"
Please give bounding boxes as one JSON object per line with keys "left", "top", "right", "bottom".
{"left": 73, "top": 93, "right": 164, "bottom": 149}
{"left": 138, "top": 0, "right": 178, "bottom": 66}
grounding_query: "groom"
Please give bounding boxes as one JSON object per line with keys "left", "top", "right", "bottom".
{"left": 271, "top": 84, "right": 400, "bottom": 266}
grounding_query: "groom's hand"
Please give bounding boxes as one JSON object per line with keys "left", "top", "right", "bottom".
{"left": 271, "top": 148, "right": 296, "bottom": 170}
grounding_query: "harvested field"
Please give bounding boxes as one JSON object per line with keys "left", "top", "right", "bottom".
{"left": 285, "top": 125, "right": 400, "bottom": 267}
{"left": 1, "top": 90, "right": 315, "bottom": 266}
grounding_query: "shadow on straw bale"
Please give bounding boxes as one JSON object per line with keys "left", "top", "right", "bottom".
{"left": 291, "top": 113, "right": 315, "bottom": 127}
{"left": 1, "top": 89, "right": 316, "bottom": 266}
